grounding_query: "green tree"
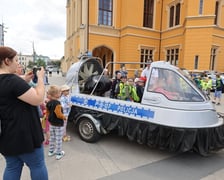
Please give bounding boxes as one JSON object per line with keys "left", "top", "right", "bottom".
{"left": 27, "top": 61, "right": 35, "bottom": 69}
{"left": 36, "top": 58, "right": 46, "bottom": 68}
{"left": 51, "top": 60, "right": 61, "bottom": 67}
{"left": 27, "top": 58, "right": 46, "bottom": 69}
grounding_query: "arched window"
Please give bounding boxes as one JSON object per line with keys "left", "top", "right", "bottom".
{"left": 169, "top": 3, "right": 181, "bottom": 27}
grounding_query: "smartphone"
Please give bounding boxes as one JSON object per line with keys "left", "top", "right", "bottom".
{"left": 32, "top": 67, "right": 41, "bottom": 83}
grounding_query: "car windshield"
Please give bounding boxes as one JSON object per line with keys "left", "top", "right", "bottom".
{"left": 147, "top": 68, "right": 204, "bottom": 102}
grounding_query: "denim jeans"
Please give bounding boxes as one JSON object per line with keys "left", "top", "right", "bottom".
{"left": 3, "top": 145, "right": 48, "bottom": 180}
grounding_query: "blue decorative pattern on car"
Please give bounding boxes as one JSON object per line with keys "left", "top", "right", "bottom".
{"left": 71, "top": 95, "right": 155, "bottom": 119}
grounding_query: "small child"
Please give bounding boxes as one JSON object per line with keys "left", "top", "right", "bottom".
{"left": 46, "top": 85, "right": 66, "bottom": 160}
{"left": 60, "top": 84, "right": 71, "bottom": 142}
{"left": 127, "top": 78, "right": 140, "bottom": 102}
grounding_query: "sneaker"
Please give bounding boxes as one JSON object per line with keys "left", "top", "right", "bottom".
{"left": 56, "top": 151, "right": 65, "bottom": 160}
{"left": 48, "top": 151, "right": 55, "bottom": 157}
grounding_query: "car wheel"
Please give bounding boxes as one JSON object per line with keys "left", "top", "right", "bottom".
{"left": 77, "top": 117, "right": 101, "bottom": 143}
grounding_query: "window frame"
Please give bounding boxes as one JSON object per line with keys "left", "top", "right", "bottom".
{"left": 169, "top": 2, "right": 181, "bottom": 28}
{"left": 210, "top": 47, "right": 218, "bottom": 70}
{"left": 194, "top": 55, "right": 199, "bottom": 69}
{"left": 143, "top": 0, "right": 154, "bottom": 28}
{"left": 98, "top": 0, "right": 113, "bottom": 26}
{"left": 214, "top": 1, "right": 219, "bottom": 25}
{"left": 166, "top": 47, "right": 179, "bottom": 66}
{"left": 199, "top": 0, "right": 203, "bottom": 15}
{"left": 140, "top": 47, "right": 154, "bottom": 68}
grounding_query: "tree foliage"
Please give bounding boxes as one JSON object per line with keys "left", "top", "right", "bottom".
{"left": 27, "top": 58, "right": 46, "bottom": 69}
{"left": 48, "top": 60, "right": 61, "bottom": 67}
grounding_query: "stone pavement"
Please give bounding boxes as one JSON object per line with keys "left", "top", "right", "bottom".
{"left": 211, "top": 93, "right": 224, "bottom": 115}
{"left": 1, "top": 73, "right": 224, "bottom": 180}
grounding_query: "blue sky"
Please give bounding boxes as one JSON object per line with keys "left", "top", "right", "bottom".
{"left": 0, "top": 0, "right": 66, "bottom": 59}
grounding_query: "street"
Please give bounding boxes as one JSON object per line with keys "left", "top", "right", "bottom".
{"left": 1, "top": 72, "right": 224, "bottom": 180}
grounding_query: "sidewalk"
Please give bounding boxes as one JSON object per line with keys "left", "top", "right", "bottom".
{"left": 209, "top": 93, "right": 224, "bottom": 114}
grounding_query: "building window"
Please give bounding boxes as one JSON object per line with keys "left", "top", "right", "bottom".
{"left": 210, "top": 48, "right": 217, "bottom": 70}
{"left": 199, "top": 0, "right": 203, "bottom": 15}
{"left": 143, "top": 0, "right": 154, "bottom": 28}
{"left": 169, "top": 3, "right": 181, "bottom": 27}
{"left": 166, "top": 48, "right": 179, "bottom": 66}
{"left": 140, "top": 48, "right": 153, "bottom": 68}
{"left": 194, "top": 55, "right": 199, "bottom": 69}
{"left": 98, "top": 0, "right": 113, "bottom": 26}
{"left": 214, "top": 1, "right": 219, "bottom": 25}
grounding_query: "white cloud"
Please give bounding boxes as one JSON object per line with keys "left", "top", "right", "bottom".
{"left": 0, "top": 0, "right": 66, "bottom": 59}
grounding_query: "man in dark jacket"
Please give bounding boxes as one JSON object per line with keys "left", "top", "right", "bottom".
{"left": 136, "top": 77, "right": 146, "bottom": 103}
{"left": 110, "top": 71, "right": 122, "bottom": 98}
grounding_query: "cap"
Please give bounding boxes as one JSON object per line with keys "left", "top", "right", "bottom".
{"left": 138, "top": 77, "right": 146, "bottom": 82}
{"left": 61, "top": 84, "right": 70, "bottom": 91}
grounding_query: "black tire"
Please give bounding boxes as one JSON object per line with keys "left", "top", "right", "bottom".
{"left": 77, "top": 117, "right": 101, "bottom": 143}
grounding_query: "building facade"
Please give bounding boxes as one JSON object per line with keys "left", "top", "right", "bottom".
{"left": 64, "top": 0, "right": 224, "bottom": 76}
{"left": 18, "top": 54, "right": 33, "bottom": 70}
{"left": 18, "top": 53, "right": 52, "bottom": 71}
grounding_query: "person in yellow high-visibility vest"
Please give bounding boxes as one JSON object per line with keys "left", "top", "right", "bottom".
{"left": 207, "top": 77, "right": 213, "bottom": 95}
{"left": 201, "top": 78, "right": 208, "bottom": 95}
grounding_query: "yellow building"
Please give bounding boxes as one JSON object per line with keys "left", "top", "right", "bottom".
{"left": 64, "top": 0, "right": 224, "bottom": 77}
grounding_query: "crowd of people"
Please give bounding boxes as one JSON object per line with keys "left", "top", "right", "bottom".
{"left": 108, "top": 59, "right": 224, "bottom": 103}
{"left": 109, "top": 60, "right": 153, "bottom": 103}
{"left": 192, "top": 73, "right": 223, "bottom": 105}
{"left": 192, "top": 74, "right": 213, "bottom": 95}
{"left": 109, "top": 58, "right": 181, "bottom": 103}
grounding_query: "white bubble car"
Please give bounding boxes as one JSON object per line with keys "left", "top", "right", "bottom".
{"left": 66, "top": 55, "right": 224, "bottom": 156}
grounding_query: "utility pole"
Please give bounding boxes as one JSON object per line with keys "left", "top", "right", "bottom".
{"left": 0, "top": 22, "right": 7, "bottom": 46}
{"left": 0, "top": 23, "right": 4, "bottom": 46}
{"left": 32, "top": 41, "right": 36, "bottom": 63}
